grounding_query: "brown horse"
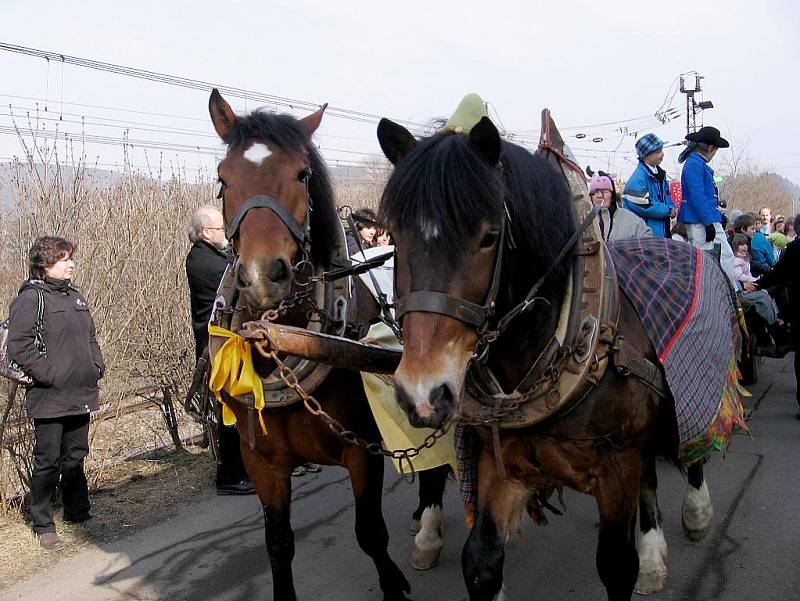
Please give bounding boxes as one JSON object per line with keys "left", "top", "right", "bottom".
{"left": 207, "top": 89, "right": 449, "bottom": 601}
{"left": 376, "top": 115, "right": 726, "bottom": 601}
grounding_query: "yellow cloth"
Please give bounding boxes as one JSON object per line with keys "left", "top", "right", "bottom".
{"left": 208, "top": 324, "right": 267, "bottom": 435}
{"left": 361, "top": 323, "right": 457, "bottom": 474}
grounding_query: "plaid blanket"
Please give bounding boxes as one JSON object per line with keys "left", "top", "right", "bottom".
{"left": 456, "top": 238, "right": 747, "bottom": 515}
{"left": 608, "top": 238, "right": 747, "bottom": 460}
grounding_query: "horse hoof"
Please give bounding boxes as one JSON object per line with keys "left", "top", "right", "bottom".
{"left": 682, "top": 502, "right": 714, "bottom": 541}
{"left": 634, "top": 569, "right": 667, "bottom": 595}
{"left": 409, "top": 518, "right": 421, "bottom": 535}
{"left": 682, "top": 518, "right": 712, "bottom": 542}
{"left": 411, "top": 545, "right": 441, "bottom": 570}
{"left": 682, "top": 481, "right": 714, "bottom": 542}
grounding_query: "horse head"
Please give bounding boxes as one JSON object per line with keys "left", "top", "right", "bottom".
{"left": 209, "top": 88, "right": 328, "bottom": 311}
{"left": 378, "top": 115, "right": 573, "bottom": 429}
{"left": 377, "top": 117, "right": 505, "bottom": 428}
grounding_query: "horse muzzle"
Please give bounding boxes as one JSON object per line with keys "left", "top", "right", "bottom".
{"left": 234, "top": 258, "right": 293, "bottom": 310}
{"left": 395, "top": 378, "right": 459, "bottom": 429}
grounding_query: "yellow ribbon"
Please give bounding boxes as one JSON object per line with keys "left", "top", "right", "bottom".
{"left": 208, "top": 324, "right": 267, "bottom": 436}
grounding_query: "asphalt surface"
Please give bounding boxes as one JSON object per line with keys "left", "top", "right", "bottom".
{"left": 2, "top": 356, "right": 799, "bottom": 601}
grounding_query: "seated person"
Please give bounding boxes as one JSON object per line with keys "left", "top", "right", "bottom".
{"left": 732, "top": 213, "right": 775, "bottom": 276}
{"left": 732, "top": 234, "right": 789, "bottom": 357}
{"left": 671, "top": 222, "right": 689, "bottom": 243}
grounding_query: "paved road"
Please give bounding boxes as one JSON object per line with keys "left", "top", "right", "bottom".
{"left": 2, "top": 357, "right": 799, "bottom": 601}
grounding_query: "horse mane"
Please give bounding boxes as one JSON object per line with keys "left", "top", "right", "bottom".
{"left": 379, "top": 132, "right": 575, "bottom": 293}
{"left": 224, "top": 110, "right": 341, "bottom": 266}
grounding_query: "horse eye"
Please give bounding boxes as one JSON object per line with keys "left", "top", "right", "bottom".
{"left": 297, "top": 166, "right": 312, "bottom": 182}
{"left": 480, "top": 230, "right": 500, "bottom": 249}
{"left": 214, "top": 179, "right": 225, "bottom": 199}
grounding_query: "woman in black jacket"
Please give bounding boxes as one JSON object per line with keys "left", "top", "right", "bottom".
{"left": 8, "top": 236, "right": 105, "bottom": 550}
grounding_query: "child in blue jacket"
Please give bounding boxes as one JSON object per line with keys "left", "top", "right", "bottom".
{"left": 622, "top": 133, "right": 674, "bottom": 238}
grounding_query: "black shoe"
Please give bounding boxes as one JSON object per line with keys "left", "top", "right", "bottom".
{"left": 768, "top": 344, "right": 794, "bottom": 358}
{"left": 303, "top": 463, "right": 322, "bottom": 473}
{"left": 216, "top": 480, "right": 256, "bottom": 496}
{"left": 754, "top": 344, "right": 776, "bottom": 357}
{"left": 67, "top": 517, "right": 105, "bottom": 534}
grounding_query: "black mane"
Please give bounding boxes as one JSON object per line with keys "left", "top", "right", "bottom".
{"left": 379, "top": 132, "right": 575, "bottom": 294}
{"left": 225, "top": 110, "right": 341, "bottom": 266}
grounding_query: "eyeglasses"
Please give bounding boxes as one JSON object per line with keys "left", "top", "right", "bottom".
{"left": 205, "top": 227, "right": 225, "bottom": 232}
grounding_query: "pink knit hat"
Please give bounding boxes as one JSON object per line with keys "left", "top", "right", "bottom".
{"left": 589, "top": 173, "right": 614, "bottom": 194}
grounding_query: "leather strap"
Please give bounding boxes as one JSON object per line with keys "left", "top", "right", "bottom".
{"left": 393, "top": 212, "right": 507, "bottom": 332}
{"left": 226, "top": 195, "right": 307, "bottom": 242}
{"left": 395, "top": 290, "right": 489, "bottom": 329}
{"left": 613, "top": 336, "right": 669, "bottom": 398}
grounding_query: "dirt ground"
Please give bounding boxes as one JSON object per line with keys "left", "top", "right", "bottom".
{"left": 0, "top": 445, "right": 215, "bottom": 589}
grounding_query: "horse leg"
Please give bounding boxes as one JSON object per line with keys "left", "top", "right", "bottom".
{"left": 411, "top": 464, "right": 449, "bottom": 570}
{"left": 462, "top": 451, "right": 526, "bottom": 601}
{"left": 346, "top": 449, "right": 411, "bottom": 601}
{"left": 595, "top": 456, "right": 640, "bottom": 601}
{"left": 240, "top": 447, "right": 297, "bottom": 601}
{"left": 634, "top": 456, "right": 668, "bottom": 595}
{"left": 682, "top": 461, "right": 714, "bottom": 542}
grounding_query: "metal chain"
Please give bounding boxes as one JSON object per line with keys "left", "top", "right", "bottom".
{"left": 252, "top": 338, "right": 451, "bottom": 463}
{"left": 240, "top": 212, "right": 449, "bottom": 464}
{"left": 459, "top": 345, "right": 575, "bottom": 425}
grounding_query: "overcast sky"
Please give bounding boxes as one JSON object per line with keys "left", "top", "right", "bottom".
{"left": 0, "top": 0, "right": 797, "bottom": 186}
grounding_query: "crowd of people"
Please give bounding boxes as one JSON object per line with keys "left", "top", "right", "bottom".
{"left": 586, "top": 126, "right": 800, "bottom": 422}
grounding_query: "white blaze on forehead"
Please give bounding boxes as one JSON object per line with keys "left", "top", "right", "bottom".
{"left": 243, "top": 142, "right": 272, "bottom": 165}
{"left": 420, "top": 218, "right": 440, "bottom": 241}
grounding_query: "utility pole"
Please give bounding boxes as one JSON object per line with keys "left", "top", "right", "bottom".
{"left": 680, "top": 73, "right": 714, "bottom": 136}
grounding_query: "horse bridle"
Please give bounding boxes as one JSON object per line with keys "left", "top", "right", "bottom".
{"left": 223, "top": 166, "right": 313, "bottom": 247}
{"left": 393, "top": 205, "right": 600, "bottom": 359}
{"left": 393, "top": 211, "right": 508, "bottom": 335}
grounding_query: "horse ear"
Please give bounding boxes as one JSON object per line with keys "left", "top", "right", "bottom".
{"left": 299, "top": 104, "right": 328, "bottom": 140}
{"left": 469, "top": 117, "right": 502, "bottom": 166}
{"left": 209, "top": 88, "right": 236, "bottom": 140}
{"left": 377, "top": 118, "right": 416, "bottom": 165}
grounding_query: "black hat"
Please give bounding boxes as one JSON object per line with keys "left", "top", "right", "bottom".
{"left": 686, "top": 126, "right": 729, "bottom": 148}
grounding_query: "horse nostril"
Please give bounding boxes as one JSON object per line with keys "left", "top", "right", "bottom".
{"left": 429, "top": 383, "right": 454, "bottom": 410}
{"left": 266, "top": 258, "right": 291, "bottom": 284}
{"left": 235, "top": 267, "right": 251, "bottom": 290}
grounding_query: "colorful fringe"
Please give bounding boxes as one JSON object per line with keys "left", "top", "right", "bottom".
{"left": 679, "top": 354, "right": 750, "bottom": 465}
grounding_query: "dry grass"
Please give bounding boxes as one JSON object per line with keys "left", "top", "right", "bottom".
{"left": 0, "top": 126, "right": 383, "bottom": 585}
{"left": 0, "top": 445, "right": 214, "bottom": 589}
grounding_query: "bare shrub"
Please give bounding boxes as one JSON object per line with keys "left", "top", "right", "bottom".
{"left": 0, "top": 130, "right": 214, "bottom": 511}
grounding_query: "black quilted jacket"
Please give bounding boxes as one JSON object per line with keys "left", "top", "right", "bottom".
{"left": 8, "top": 277, "right": 105, "bottom": 419}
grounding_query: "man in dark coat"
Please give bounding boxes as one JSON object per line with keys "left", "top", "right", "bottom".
{"left": 186, "top": 205, "right": 254, "bottom": 495}
{"left": 757, "top": 213, "right": 800, "bottom": 419}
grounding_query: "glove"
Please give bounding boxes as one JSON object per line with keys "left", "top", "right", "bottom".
{"left": 704, "top": 224, "right": 716, "bottom": 243}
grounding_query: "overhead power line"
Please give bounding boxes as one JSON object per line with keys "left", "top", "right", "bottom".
{"left": 0, "top": 42, "right": 685, "bottom": 143}
{"left": 0, "top": 42, "right": 432, "bottom": 132}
